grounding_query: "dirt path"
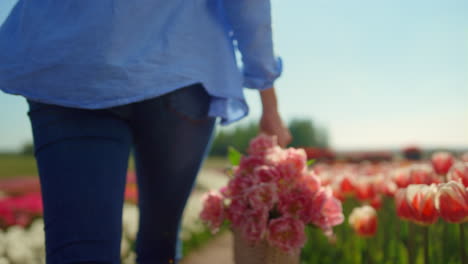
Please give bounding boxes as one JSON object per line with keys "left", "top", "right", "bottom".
{"left": 181, "top": 232, "right": 234, "bottom": 264}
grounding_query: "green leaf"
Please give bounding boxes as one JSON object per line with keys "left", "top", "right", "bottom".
{"left": 307, "top": 159, "right": 316, "bottom": 166}
{"left": 228, "top": 147, "right": 242, "bottom": 166}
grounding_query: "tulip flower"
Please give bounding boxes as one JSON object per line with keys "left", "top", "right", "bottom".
{"left": 436, "top": 181, "right": 468, "bottom": 264}
{"left": 431, "top": 152, "right": 455, "bottom": 175}
{"left": 354, "top": 177, "right": 377, "bottom": 202}
{"left": 447, "top": 162, "right": 468, "bottom": 188}
{"left": 392, "top": 168, "right": 411, "bottom": 188}
{"left": 396, "top": 184, "right": 439, "bottom": 225}
{"left": 348, "top": 205, "right": 378, "bottom": 237}
{"left": 339, "top": 173, "right": 356, "bottom": 196}
{"left": 248, "top": 134, "right": 278, "bottom": 156}
{"left": 200, "top": 191, "right": 225, "bottom": 234}
{"left": 436, "top": 181, "right": 468, "bottom": 223}
{"left": 408, "top": 164, "right": 441, "bottom": 186}
{"left": 462, "top": 152, "right": 468, "bottom": 162}
{"left": 395, "top": 188, "right": 413, "bottom": 220}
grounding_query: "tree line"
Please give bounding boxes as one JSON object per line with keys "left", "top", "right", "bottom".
{"left": 18, "top": 118, "right": 328, "bottom": 157}
{"left": 209, "top": 118, "right": 329, "bottom": 157}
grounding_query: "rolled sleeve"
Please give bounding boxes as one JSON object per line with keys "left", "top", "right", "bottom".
{"left": 224, "top": 0, "right": 282, "bottom": 90}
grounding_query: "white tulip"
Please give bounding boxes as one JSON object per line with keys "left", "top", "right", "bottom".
{"left": 120, "top": 238, "right": 130, "bottom": 258}
{"left": 122, "top": 204, "right": 139, "bottom": 241}
{"left": 5, "top": 240, "right": 34, "bottom": 264}
{"left": 0, "top": 230, "right": 5, "bottom": 257}
{"left": 122, "top": 252, "right": 136, "bottom": 264}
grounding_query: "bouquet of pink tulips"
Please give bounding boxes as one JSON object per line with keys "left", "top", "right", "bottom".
{"left": 200, "top": 134, "right": 344, "bottom": 254}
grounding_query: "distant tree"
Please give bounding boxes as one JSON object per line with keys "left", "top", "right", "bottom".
{"left": 20, "top": 142, "right": 34, "bottom": 156}
{"left": 209, "top": 118, "right": 329, "bottom": 157}
{"left": 209, "top": 122, "right": 259, "bottom": 156}
{"left": 288, "top": 119, "right": 328, "bottom": 148}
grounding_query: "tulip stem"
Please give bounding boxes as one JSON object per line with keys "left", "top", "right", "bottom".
{"left": 362, "top": 238, "right": 373, "bottom": 264}
{"left": 408, "top": 222, "right": 416, "bottom": 264}
{"left": 423, "top": 226, "right": 429, "bottom": 264}
{"left": 461, "top": 224, "right": 467, "bottom": 264}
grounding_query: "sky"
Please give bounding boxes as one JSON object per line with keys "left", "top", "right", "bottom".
{"left": 0, "top": 0, "right": 467, "bottom": 152}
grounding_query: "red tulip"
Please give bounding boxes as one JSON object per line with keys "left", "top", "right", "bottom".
{"left": 431, "top": 152, "right": 455, "bottom": 175}
{"left": 447, "top": 162, "right": 468, "bottom": 188}
{"left": 370, "top": 195, "right": 382, "bottom": 210}
{"left": 348, "top": 205, "right": 378, "bottom": 237}
{"left": 436, "top": 181, "right": 468, "bottom": 223}
{"left": 392, "top": 168, "right": 411, "bottom": 188}
{"left": 339, "top": 174, "right": 356, "bottom": 195}
{"left": 354, "top": 177, "right": 377, "bottom": 201}
{"left": 380, "top": 179, "right": 397, "bottom": 197}
{"left": 408, "top": 164, "right": 441, "bottom": 185}
{"left": 395, "top": 188, "right": 413, "bottom": 220}
{"left": 0, "top": 193, "right": 43, "bottom": 228}
{"left": 396, "top": 184, "right": 439, "bottom": 225}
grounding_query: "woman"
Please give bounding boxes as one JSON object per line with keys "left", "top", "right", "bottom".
{"left": 0, "top": 0, "right": 291, "bottom": 263}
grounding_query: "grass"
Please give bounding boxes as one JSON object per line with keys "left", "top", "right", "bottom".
{"left": 0, "top": 154, "right": 38, "bottom": 178}
{"left": 0, "top": 154, "right": 229, "bottom": 179}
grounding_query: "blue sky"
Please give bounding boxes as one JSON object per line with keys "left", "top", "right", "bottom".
{"left": 0, "top": 0, "right": 467, "bottom": 151}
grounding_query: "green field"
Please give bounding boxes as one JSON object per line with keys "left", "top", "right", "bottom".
{"left": 0, "top": 154, "right": 229, "bottom": 179}
{"left": 0, "top": 154, "right": 38, "bottom": 178}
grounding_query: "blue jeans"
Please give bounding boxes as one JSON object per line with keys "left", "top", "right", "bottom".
{"left": 27, "top": 84, "right": 217, "bottom": 264}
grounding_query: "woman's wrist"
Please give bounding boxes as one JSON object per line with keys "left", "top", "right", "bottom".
{"left": 260, "top": 86, "right": 278, "bottom": 113}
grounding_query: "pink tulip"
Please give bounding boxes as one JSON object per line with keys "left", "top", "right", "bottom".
{"left": 267, "top": 148, "right": 307, "bottom": 179}
{"left": 226, "top": 197, "right": 249, "bottom": 228}
{"left": 0, "top": 204, "right": 15, "bottom": 227}
{"left": 461, "top": 152, "right": 468, "bottom": 162}
{"left": 248, "top": 134, "right": 278, "bottom": 156}
{"left": 0, "top": 193, "right": 43, "bottom": 228}
{"left": 254, "top": 165, "right": 280, "bottom": 184}
{"left": 436, "top": 181, "right": 468, "bottom": 223}
{"left": 267, "top": 216, "right": 307, "bottom": 253}
{"left": 348, "top": 205, "right": 378, "bottom": 237}
{"left": 309, "top": 187, "right": 344, "bottom": 236}
{"left": 278, "top": 184, "right": 315, "bottom": 223}
{"left": 239, "top": 208, "right": 269, "bottom": 243}
{"left": 200, "top": 191, "right": 225, "bottom": 234}
{"left": 245, "top": 183, "right": 278, "bottom": 211}
{"left": 237, "top": 155, "right": 265, "bottom": 176}
{"left": 224, "top": 173, "right": 258, "bottom": 198}
{"left": 431, "top": 152, "right": 455, "bottom": 175}
{"left": 299, "top": 170, "right": 321, "bottom": 193}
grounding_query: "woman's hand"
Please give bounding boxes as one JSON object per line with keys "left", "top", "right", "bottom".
{"left": 259, "top": 87, "right": 292, "bottom": 147}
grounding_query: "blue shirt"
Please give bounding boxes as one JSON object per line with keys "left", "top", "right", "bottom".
{"left": 0, "top": 0, "right": 282, "bottom": 125}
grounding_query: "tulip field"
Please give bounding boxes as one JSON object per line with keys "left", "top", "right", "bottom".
{"left": 0, "top": 168, "right": 223, "bottom": 264}
{"left": 301, "top": 153, "right": 468, "bottom": 264}
{"left": 1, "top": 150, "right": 468, "bottom": 264}
{"left": 199, "top": 135, "right": 468, "bottom": 264}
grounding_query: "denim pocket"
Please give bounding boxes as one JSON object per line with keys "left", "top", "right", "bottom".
{"left": 165, "top": 83, "right": 213, "bottom": 123}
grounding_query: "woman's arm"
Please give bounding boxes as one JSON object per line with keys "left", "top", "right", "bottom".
{"left": 259, "top": 87, "right": 291, "bottom": 147}
{"left": 224, "top": 0, "right": 291, "bottom": 146}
